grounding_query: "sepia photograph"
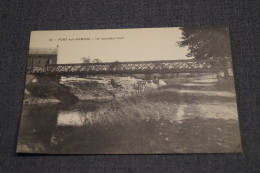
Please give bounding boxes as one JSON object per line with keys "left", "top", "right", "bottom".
{"left": 17, "top": 26, "right": 242, "bottom": 154}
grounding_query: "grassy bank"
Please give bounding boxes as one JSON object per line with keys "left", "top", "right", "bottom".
{"left": 66, "top": 88, "right": 236, "bottom": 126}
{"left": 215, "top": 77, "right": 235, "bottom": 91}
{"left": 66, "top": 80, "right": 114, "bottom": 98}
{"left": 55, "top": 117, "right": 241, "bottom": 154}
{"left": 53, "top": 88, "right": 240, "bottom": 154}
{"left": 25, "top": 76, "right": 79, "bottom": 104}
{"left": 19, "top": 75, "right": 240, "bottom": 154}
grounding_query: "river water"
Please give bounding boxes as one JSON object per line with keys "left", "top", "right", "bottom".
{"left": 17, "top": 75, "right": 242, "bottom": 154}
{"left": 17, "top": 100, "right": 242, "bottom": 154}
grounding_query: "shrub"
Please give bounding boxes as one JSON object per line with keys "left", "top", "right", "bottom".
{"left": 71, "top": 81, "right": 100, "bottom": 90}
{"left": 26, "top": 77, "right": 79, "bottom": 102}
{"left": 110, "top": 79, "right": 122, "bottom": 88}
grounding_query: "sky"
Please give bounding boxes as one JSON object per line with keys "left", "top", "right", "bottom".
{"left": 29, "top": 27, "right": 192, "bottom": 64}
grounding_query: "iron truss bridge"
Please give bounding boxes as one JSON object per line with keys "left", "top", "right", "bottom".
{"left": 28, "top": 59, "right": 226, "bottom": 75}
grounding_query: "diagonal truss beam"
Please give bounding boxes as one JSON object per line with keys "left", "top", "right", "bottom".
{"left": 29, "top": 59, "right": 226, "bottom": 75}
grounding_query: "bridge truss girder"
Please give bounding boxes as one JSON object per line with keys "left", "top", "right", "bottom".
{"left": 29, "top": 59, "right": 225, "bottom": 75}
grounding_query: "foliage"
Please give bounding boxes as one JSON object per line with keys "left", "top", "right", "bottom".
{"left": 110, "top": 79, "right": 122, "bottom": 88}
{"left": 26, "top": 77, "right": 79, "bottom": 102}
{"left": 81, "top": 56, "right": 91, "bottom": 63}
{"left": 92, "top": 58, "right": 102, "bottom": 63}
{"left": 178, "top": 26, "right": 231, "bottom": 61}
{"left": 70, "top": 81, "right": 101, "bottom": 90}
{"left": 81, "top": 56, "right": 102, "bottom": 63}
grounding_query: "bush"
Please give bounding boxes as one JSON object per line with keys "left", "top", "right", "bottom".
{"left": 26, "top": 77, "right": 79, "bottom": 102}
{"left": 110, "top": 79, "right": 122, "bottom": 88}
{"left": 71, "top": 81, "right": 101, "bottom": 91}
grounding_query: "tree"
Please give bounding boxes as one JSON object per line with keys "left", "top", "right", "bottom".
{"left": 178, "top": 26, "right": 231, "bottom": 77}
{"left": 92, "top": 58, "right": 102, "bottom": 63}
{"left": 81, "top": 56, "right": 91, "bottom": 63}
{"left": 81, "top": 57, "right": 102, "bottom": 63}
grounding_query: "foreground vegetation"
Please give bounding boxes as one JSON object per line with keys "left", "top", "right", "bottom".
{"left": 18, "top": 74, "right": 241, "bottom": 154}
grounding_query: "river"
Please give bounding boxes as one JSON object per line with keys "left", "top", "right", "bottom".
{"left": 17, "top": 75, "right": 242, "bottom": 154}
{"left": 17, "top": 101, "right": 241, "bottom": 154}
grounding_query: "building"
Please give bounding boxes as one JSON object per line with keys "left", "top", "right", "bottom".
{"left": 27, "top": 47, "right": 58, "bottom": 72}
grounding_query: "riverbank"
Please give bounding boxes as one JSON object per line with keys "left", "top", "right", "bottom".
{"left": 23, "top": 75, "right": 166, "bottom": 104}
{"left": 23, "top": 74, "right": 235, "bottom": 106}
{"left": 17, "top": 74, "right": 241, "bottom": 154}
{"left": 24, "top": 76, "right": 79, "bottom": 105}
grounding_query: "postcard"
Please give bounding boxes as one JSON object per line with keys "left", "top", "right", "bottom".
{"left": 17, "top": 26, "right": 242, "bottom": 154}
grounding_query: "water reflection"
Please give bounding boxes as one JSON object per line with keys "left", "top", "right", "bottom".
{"left": 57, "top": 111, "right": 86, "bottom": 126}
{"left": 17, "top": 101, "right": 242, "bottom": 154}
{"left": 17, "top": 104, "right": 60, "bottom": 153}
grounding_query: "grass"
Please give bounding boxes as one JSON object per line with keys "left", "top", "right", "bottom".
{"left": 20, "top": 75, "right": 240, "bottom": 154}
{"left": 61, "top": 92, "right": 177, "bottom": 125}
{"left": 160, "top": 83, "right": 216, "bottom": 91}
{"left": 69, "top": 88, "right": 236, "bottom": 126}
{"left": 70, "top": 81, "right": 101, "bottom": 91}
{"left": 56, "top": 118, "right": 241, "bottom": 154}
{"left": 26, "top": 77, "right": 79, "bottom": 103}
{"left": 161, "top": 76, "right": 236, "bottom": 92}
{"left": 25, "top": 75, "right": 236, "bottom": 124}
{"left": 215, "top": 77, "right": 235, "bottom": 91}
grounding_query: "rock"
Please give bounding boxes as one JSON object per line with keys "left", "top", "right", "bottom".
{"left": 159, "top": 80, "right": 167, "bottom": 86}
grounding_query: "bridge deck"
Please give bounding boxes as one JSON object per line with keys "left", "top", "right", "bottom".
{"left": 28, "top": 59, "right": 225, "bottom": 75}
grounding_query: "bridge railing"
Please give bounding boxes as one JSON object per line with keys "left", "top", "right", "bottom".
{"left": 28, "top": 59, "right": 225, "bottom": 75}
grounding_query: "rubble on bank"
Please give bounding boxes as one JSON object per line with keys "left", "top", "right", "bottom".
{"left": 60, "top": 76, "right": 167, "bottom": 101}
{"left": 23, "top": 75, "right": 167, "bottom": 104}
